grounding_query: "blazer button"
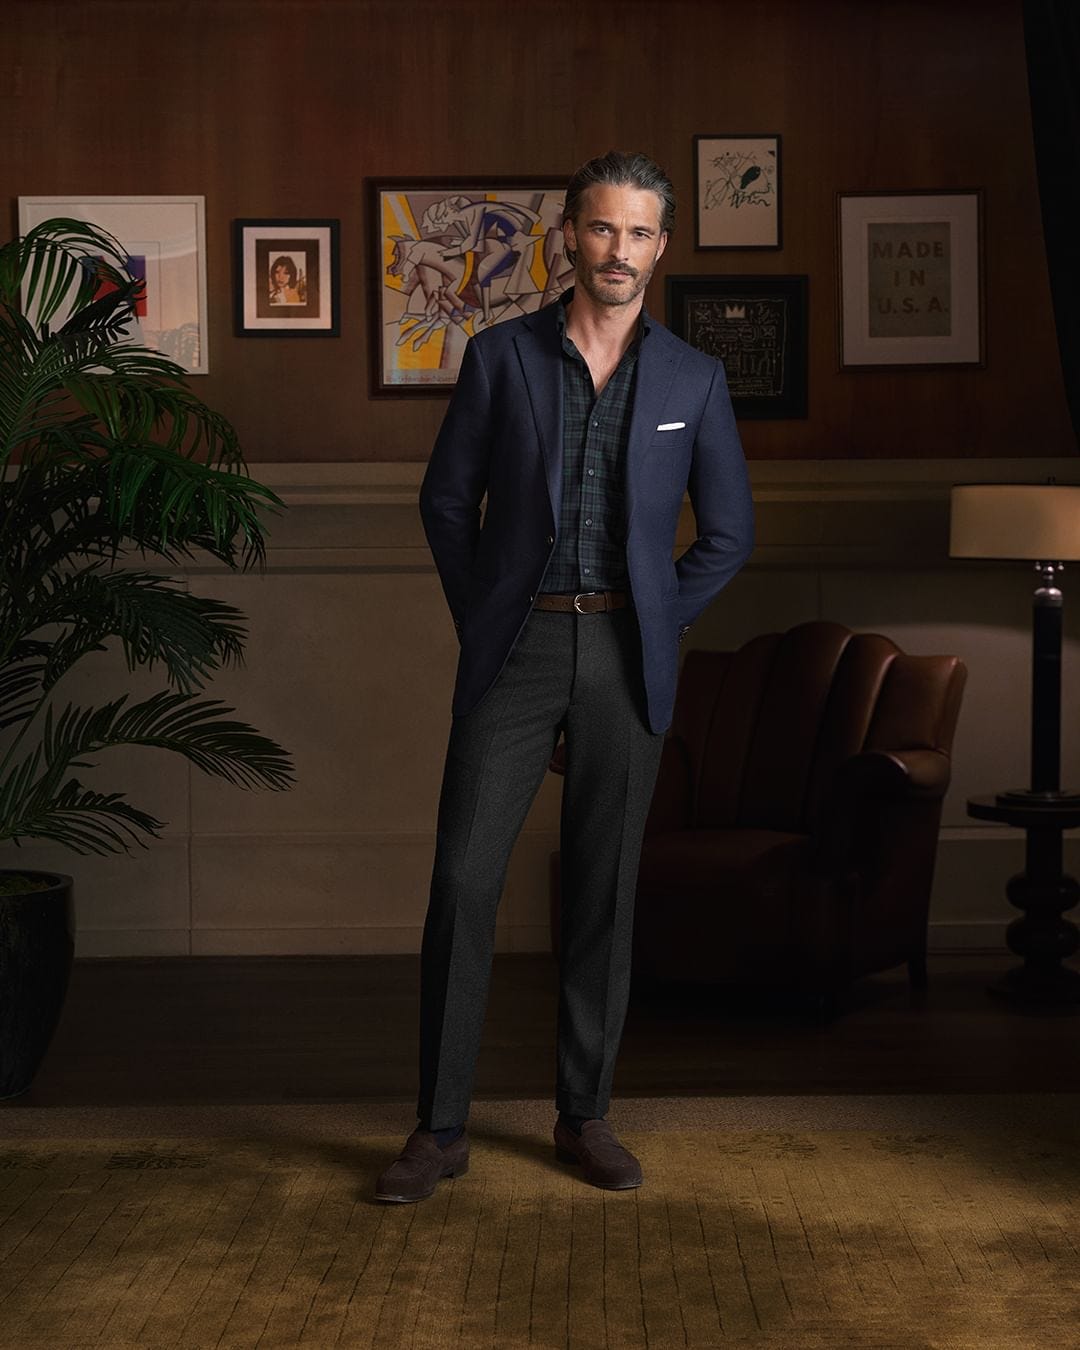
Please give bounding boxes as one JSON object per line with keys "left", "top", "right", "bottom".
{"left": 546, "top": 535, "right": 555, "bottom": 545}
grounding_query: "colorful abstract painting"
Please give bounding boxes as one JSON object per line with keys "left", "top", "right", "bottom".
{"left": 372, "top": 180, "right": 568, "bottom": 392}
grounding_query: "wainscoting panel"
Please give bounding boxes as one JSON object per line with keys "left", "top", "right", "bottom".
{"left": 7, "top": 458, "right": 1079, "bottom": 959}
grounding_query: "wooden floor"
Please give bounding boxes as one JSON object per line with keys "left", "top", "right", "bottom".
{"left": 8, "top": 951, "right": 1080, "bottom": 1111}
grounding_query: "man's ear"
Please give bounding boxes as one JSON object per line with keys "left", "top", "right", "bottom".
{"left": 655, "top": 231, "right": 669, "bottom": 263}
{"left": 562, "top": 216, "right": 577, "bottom": 255}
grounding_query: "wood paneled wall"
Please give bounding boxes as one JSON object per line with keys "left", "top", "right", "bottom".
{"left": 4, "top": 0, "right": 1072, "bottom": 461}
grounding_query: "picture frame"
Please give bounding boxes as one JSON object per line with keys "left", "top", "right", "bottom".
{"left": 836, "top": 190, "right": 984, "bottom": 369}
{"left": 665, "top": 274, "right": 808, "bottom": 419}
{"left": 17, "top": 194, "right": 209, "bottom": 374}
{"left": 693, "top": 135, "right": 781, "bottom": 250}
{"left": 369, "top": 177, "right": 568, "bottom": 394}
{"left": 233, "top": 218, "right": 340, "bottom": 338}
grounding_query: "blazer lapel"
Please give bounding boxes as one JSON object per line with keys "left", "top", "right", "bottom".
{"left": 514, "top": 309, "right": 563, "bottom": 525}
{"left": 626, "top": 332, "right": 680, "bottom": 531}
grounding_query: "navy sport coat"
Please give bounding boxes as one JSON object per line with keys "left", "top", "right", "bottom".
{"left": 419, "top": 293, "right": 754, "bottom": 735}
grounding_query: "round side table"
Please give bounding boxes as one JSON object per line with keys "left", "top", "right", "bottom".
{"left": 967, "top": 795, "right": 1080, "bottom": 1005}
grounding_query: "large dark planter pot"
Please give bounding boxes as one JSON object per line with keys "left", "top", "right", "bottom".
{"left": 0, "top": 871, "right": 75, "bottom": 1100}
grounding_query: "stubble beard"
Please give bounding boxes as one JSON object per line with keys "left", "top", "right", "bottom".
{"left": 577, "top": 258, "right": 656, "bottom": 308}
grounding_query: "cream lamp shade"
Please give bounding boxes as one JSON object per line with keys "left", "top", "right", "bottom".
{"left": 949, "top": 484, "right": 1080, "bottom": 561}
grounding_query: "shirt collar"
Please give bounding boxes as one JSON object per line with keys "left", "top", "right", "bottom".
{"left": 555, "top": 285, "right": 652, "bottom": 341}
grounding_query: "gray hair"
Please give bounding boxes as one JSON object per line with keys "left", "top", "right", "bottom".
{"left": 563, "top": 150, "right": 675, "bottom": 264}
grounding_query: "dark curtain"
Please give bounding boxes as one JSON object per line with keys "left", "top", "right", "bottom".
{"left": 1023, "top": 0, "right": 1080, "bottom": 450}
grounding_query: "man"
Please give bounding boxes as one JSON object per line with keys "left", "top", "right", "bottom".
{"left": 375, "top": 151, "right": 753, "bottom": 1203}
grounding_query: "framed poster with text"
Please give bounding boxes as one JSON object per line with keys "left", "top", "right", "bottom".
{"left": 837, "top": 190, "right": 984, "bottom": 370}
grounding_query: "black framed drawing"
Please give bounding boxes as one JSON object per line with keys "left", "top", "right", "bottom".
{"left": 693, "top": 135, "right": 782, "bottom": 250}
{"left": 233, "top": 218, "right": 340, "bottom": 337}
{"left": 666, "top": 274, "right": 808, "bottom": 418}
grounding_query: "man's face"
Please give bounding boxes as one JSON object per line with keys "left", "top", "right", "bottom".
{"left": 563, "top": 183, "right": 668, "bottom": 309}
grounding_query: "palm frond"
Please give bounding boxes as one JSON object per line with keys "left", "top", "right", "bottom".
{"left": 0, "top": 310, "right": 79, "bottom": 462}
{"left": 0, "top": 744, "right": 44, "bottom": 837}
{"left": 0, "top": 692, "right": 291, "bottom": 847}
{"left": 0, "top": 448, "right": 282, "bottom": 577}
{"left": 101, "top": 446, "right": 281, "bottom": 569}
{"left": 0, "top": 218, "right": 131, "bottom": 318}
{"left": 0, "top": 290, "right": 142, "bottom": 464}
{"left": 21, "top": 567, "right": 249, "bottom": 694}
{"left": 55, "top": 278, "right": 146, "bottom": 341}
{"left": 37, "top": 691, "right": 294, "bottom": 793}
{"left": 0, "top": 651, "right": 48, "bottom": 731}
{"left": 0, "top": 781, "right": 164, "bottom": 855}
{"left": 0, "top": 218, "right": 294, "bottom": 856}
{"left": 74, "top": 369, "right": 243, "bottom": 465}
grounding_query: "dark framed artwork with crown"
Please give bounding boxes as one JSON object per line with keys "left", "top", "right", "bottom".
{"left": 665, "top": 273, "right": 808, "bottom": 419}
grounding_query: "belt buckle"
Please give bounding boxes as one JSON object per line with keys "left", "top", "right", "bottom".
{"left": 573, "top": 591, "right": 598, "bottom": 613}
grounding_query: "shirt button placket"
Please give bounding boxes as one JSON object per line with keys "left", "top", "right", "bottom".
{"left": 581, "top": 411, "right": 594, "bottom": 588}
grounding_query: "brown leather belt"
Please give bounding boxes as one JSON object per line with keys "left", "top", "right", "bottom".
{"left": 533, "top": 590, "right": 628, "bottom": 614}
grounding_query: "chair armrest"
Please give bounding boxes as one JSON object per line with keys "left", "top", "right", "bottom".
{"left": 838, "top": 748, "right": 952, "bottom": 800}
{"left": 813, "top": 748, "right": 952, "bottom": 876}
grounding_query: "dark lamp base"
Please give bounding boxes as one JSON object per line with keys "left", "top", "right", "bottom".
{"left": 996, "top": 788, "right": 1080, "bottom": 808}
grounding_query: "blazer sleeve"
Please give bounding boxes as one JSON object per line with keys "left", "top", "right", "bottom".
{"left": 418, "top": 336, "right": 494, "bottom": 631}
{"left": 674, "top": 357, "right": 755, "bottom": 639}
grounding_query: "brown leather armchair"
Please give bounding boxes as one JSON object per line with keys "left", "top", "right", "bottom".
{"left": 549, "top": 620, "right": 967, "bottom": 998}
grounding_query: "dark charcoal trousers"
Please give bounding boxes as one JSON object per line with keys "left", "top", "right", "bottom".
{"left": 417, "top": 606, "right": 665, "bottom": 1130}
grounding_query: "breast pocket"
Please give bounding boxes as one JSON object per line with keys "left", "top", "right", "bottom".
{"left": 652, "top": 427, "right": 692, "bottom": 493}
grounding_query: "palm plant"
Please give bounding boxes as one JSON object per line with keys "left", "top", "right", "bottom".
{"left": 0, "top": 218, "right": 294, "bottom": 857}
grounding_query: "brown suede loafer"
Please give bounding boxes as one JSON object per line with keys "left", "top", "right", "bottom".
{"left": 374, "top": 1127, "right": 469, "bottom": 1203}
{"left": 554, "top": 1117, "right": 643, "bottom": 1189}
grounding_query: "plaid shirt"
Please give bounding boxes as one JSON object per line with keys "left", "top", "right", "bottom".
{"left": 540, "top": 292, "right": 647, "bottom": 593}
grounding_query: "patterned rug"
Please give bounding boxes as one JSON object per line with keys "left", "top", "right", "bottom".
{"left": 1, "top": 1096, "right": 1078, "bottom": 1348}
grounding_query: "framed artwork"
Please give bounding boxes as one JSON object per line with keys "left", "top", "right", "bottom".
{"left": 233, "top": 219, "right": 340, "bottom": 337}
{"left": 666, "top": 274, "right": 808, "bottom": 419}
{"left": 369, "top": 177, "right": 568, "bottom": 393}
{"left": 837, "top": 190, "right": 984, "bottom": 369}
{"left": 693, "top": 135, "right": 781, "bottom": 249}
{"left": 17, "top": 194, "right": 209, "bottom": 374}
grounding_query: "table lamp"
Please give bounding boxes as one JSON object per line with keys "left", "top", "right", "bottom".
{"left": 950, "top": 483, "right": 1080, "bottom": 807}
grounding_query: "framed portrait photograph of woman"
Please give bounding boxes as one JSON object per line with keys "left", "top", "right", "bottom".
{"left": 233, "top": 219, "right": 340, "bottom": 337}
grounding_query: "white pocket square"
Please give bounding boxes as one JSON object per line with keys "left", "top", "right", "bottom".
{"left": 656, "top": 421, "right": 685, "bottom": 431}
